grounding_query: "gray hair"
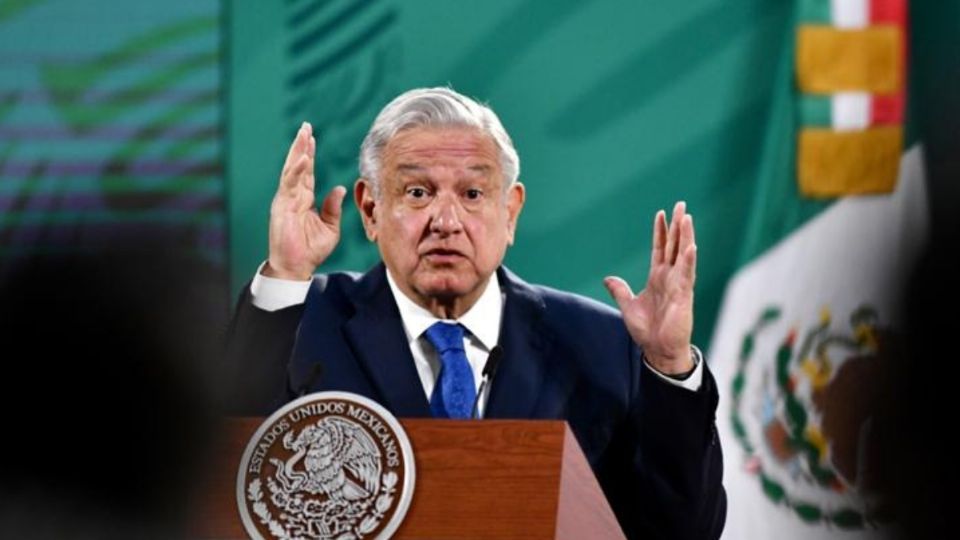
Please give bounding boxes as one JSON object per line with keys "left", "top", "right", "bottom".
{"left": 358, "top": 87, "right": 520, "bottom": 197}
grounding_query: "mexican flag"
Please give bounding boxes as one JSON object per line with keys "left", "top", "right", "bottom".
{"left": 708, "top": 0, "right": 926, "bottom": 537}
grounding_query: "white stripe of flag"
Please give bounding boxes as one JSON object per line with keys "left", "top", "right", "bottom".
{"left": 831, "top": 0, "right": 869, "bottom": 28}
{"left": 831, "top": 92, "right": 871, "bottom": 130}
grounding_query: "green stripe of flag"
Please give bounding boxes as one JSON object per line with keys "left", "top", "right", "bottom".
{"left": 797, "top": 94, "right": 832, "bottom": 127}
{"left": 797, "top": 0, "right": 831, "bottom": 24}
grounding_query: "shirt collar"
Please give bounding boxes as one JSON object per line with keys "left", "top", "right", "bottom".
{"left": 385, "top": 268, "right": 502, "bottom": 351}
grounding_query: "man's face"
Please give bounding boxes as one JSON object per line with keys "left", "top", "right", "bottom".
{"left": 355, "top": 126, "right": 525, "bottom": 315}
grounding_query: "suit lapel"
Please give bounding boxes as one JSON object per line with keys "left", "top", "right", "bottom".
{"left": 342, "top": 265, "right": 432, "bottom": 418}
{"left": 485, "top": 267, "right": 554, "bottom": 419}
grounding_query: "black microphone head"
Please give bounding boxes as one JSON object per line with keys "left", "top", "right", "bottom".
{"left": 472, "top": 346, "right": 504, "bottom": 420}
{"left": 482, "top": 345, "right": 504, "bottom": 378}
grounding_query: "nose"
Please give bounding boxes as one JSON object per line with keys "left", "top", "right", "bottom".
{"left": 429, "top": 194, "right": 463, "bottom": 235}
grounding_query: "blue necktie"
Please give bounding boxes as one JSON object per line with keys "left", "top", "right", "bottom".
{"left": 424, "top": 322, "right": 476, "bottom": 419}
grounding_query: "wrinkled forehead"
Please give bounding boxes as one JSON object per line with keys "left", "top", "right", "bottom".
{"left": 382, "top": 126, "right": 503, "bottom": 176}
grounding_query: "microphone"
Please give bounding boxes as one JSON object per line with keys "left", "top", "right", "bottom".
{"left": 294, "top": 362, "right": 324, "bottom": 398}
{"left": 471, "top": 345, "right": 503, "bottom": 419}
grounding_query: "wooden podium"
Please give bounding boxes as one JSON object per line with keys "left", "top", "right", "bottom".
{"left": 192, "top": 418, "right": 625, "bottom": 539}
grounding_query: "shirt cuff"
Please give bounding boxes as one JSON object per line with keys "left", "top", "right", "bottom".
{"left": 249, "top": 261, "right": 312, "bottom": 312}
{"left": 642, "top": 345, "right": 704, "bottom": 392}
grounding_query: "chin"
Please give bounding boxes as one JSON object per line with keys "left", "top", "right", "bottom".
{"left": 415, "top": 274, "right": 478, "bottom": 300}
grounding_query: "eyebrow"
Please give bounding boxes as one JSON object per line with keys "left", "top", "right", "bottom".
{"left": 395, "top": 163, "right": 493, "bottom": 176}
{"left": 396, "top": 164, "right": 425, "bottom": 173}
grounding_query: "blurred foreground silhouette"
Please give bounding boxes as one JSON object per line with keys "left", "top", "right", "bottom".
{"left": 0, "top": 247, "right": 228, "bottom": 539}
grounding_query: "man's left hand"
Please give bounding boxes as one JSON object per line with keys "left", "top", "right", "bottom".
{"left": 604, "top": 201, "right": 697, "bottom": 375}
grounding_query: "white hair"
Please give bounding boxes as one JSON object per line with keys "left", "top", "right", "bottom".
{"left": 358, "top": 87, "right": 520, "bottom": 197}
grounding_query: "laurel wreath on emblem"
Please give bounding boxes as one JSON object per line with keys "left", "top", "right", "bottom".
{"left": 730, "top": 305, "right": 893, "bottom": 529}
{"left": 246, "top": 416, "right": 401, "bottom": 539}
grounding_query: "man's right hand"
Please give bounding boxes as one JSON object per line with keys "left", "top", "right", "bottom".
{"left": 265, "top": 121, "right": 347, "bottom": 281}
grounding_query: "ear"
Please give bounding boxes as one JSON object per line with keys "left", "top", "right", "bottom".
{"left": 505, "top": 182, "right": 525, "bottom": 246}
{"left": 354, "top": 178, "right": 378, "bottom": 242}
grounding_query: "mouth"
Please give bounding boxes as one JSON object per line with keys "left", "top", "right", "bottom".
{"left": 421, "top": 248, "right": 465, "bottom": 263}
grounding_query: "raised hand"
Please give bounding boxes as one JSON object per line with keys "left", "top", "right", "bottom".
{"left": 265, "top": 122, "right": 347, "bottom": 281}
{"left": 603, "top": 201, "right": 697, "bottom": 374}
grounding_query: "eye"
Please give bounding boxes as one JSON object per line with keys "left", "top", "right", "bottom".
{"left": 407, "top": 187, "right": 428, "bottom": 199}
{"left": 464, "top": 189, "right": 483, "bottom": 200}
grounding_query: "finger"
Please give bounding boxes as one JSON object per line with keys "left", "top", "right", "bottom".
{"left": 282, "top": 122, "right": 309, "bottom": 174}
{"left": 280, "top": 125, "right": 310, "bottom": 192}
{"left": 603, "top": 276, "right": 635, "bottom": 312}
{"left": 303, "top": 135, "right": 317, "bottom": 192}
{"left": 666, "top": 201, "right": 686, "bottom": 265}
{"left": 282, "top": 152, "right": 311, "bottom": 192}
{"left": 679, "top": 239, "right": 697, "bottom": 284}
{"left": 651, "top": 210, "right": 667, "bottom": 268}
{"left": 677, "top": 213, "right": 696, "bottom": 265}
{"left": 319, "top": 186, "right": 347, "bottom": 228}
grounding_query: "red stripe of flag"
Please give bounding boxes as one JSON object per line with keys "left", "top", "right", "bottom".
{"left": 871, "top": 95, "right": 904, "bottom": 124}
{"left": 870, "top": 0, "right": 907, "bottom": 126}
{"left": 870, "top": 0, "right": 906, "bottom": 24}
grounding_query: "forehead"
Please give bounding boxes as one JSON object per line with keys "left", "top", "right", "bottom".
{"left": 382, "top": 126, "right": 501, "bottom": 172}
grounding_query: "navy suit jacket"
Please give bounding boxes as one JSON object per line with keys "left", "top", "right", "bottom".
{"left": 226, "top": 264, "right": 726, "bottom": 539}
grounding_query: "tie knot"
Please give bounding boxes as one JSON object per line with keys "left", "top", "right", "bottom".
{"left": 424, "top": 322, "right": 465, "bottom": 354}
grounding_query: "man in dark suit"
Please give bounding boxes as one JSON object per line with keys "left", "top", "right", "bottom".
{"left": 227, "top": 87, "right": 725, "bottom": 539}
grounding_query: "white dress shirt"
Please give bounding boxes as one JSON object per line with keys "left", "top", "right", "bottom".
{"left": 385, "top": 269, "right": 501, "bottom": 417}
{"left": 249, "top": 264, "right": 703, "bottom": 417}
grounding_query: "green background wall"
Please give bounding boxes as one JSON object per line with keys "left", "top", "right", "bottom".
{"left": 1, "top": 0, "right": 956, "bottom": 348}
{"left": 0, "top": 0, "right": 224, "bottom": 263}
{"left": 228, "top": 0, "right": 800, "bottom": 346}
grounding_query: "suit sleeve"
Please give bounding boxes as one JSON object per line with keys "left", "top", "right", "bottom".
{"left": 223, "top": 283, "right": 304, "bottom": 415}
{"left": 602, "top": 343, "right": 727, "bottom": 540}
